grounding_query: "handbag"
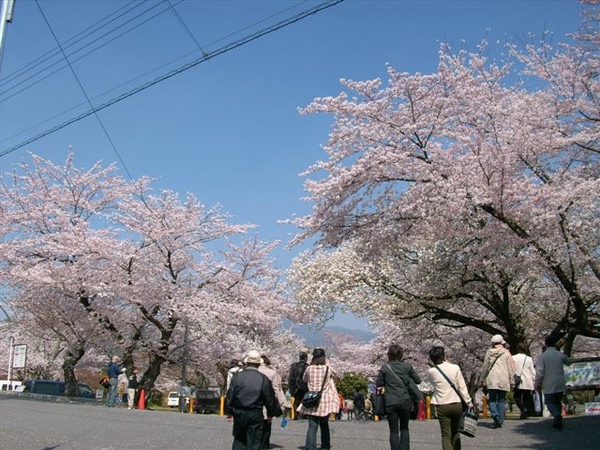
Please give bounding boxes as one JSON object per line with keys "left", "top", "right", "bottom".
{"left": 459, "top": 407, "right": 479, "bottom": 438}
{"left": 386, "top": 364, "right": 421, "bottom": 419}
{"left": 301, "top": 367, "right": 329, "bottom": 408}
{"left": 435, "top": 366, "right": 478, "bottom": 438}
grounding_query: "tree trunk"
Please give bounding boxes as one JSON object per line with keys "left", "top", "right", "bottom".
{"left": 63, "top": 341, "right": 85, "bottom": 397}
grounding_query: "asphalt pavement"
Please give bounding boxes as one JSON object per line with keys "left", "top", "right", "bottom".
{"left": 1, "top": 394, "right": 599, "bottom": 449}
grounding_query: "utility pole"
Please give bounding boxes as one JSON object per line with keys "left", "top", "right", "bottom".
{"left": 0, "top": 0, "right": 15, "bottom": 66}
{"left": 179, "top": 321, "right": 189, "bottom": 412}
{"left": 7, "top": 335, "right": 14, "bottom": 382}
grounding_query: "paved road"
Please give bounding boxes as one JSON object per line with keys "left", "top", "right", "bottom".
{"left": 1, "top": 395, "right": 599, "bottom": 449}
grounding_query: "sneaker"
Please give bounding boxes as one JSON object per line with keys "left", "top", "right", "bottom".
{"left": 492, "top": 416, "right": 502, "bottom": 429}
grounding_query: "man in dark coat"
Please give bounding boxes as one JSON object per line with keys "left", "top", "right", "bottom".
{"left": 226, "top": 350, "right": 282, "bottom": 449}
{"left": 287, "top": 351, "right": 308, "bottom": 417}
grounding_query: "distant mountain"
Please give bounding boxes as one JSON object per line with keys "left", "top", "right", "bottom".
{"left": 295, "top": 324, "right": 375, "bottom": 346}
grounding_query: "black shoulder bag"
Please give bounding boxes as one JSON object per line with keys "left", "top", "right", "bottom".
{"left": 301, "top": 367, "right": 329, "bottom": 408}
{"left": 435, "top": 365, "right": 478, "bottom": 438}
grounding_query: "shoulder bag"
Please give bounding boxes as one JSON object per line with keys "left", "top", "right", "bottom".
{"left": 301, "top": 367, "right": 329, "bottom": 408}
{"left": 435, "top": 365, "right": 478, "bottom": 438}
{"left": 386, "top": 364, "right": 421, "bottom": 419}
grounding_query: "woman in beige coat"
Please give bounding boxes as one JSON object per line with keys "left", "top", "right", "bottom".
{"left": 481, "top": 334, "right": 515, "bottom": 428}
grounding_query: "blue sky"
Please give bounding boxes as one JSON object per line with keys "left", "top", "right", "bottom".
{"left": 0, "top": 0, "right": 584, "bottom": 330}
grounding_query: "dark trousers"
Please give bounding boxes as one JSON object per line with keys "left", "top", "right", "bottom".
{"left": 386, "top": 401, "right": 411, "bottom": 450}
{"left": 260, "top": 419, "right": 272, "bottom": 449}
{"left": 514, "top": 389, "right": 535, "bottom": 418}
{"left": 232, "top": 409, "right": 264, "bottom": 450}
{"left": 435, "top": 402, "right": 463, "bottom": 450}
{"left": 305, "top": 415, "right": 330, "bottom": 450}
{"left": 544, "top": 392, "right": 563, "bottom": 418}
{"left": 293, "top": 390, "right": 306, "bottom": 419}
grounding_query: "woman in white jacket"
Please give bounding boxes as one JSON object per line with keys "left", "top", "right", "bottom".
{"left": 512, "top": 343, "right": 536, "bottom": 419}
{"left": 427, "top": 346, "right": 473, "bottom": 450}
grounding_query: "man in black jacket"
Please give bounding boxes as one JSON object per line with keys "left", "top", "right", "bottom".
{"left": 287, "top": 351, "right": 308, "bottom": 418}
{"left": 226, "top": 350, "right": 282, "bottom": 449}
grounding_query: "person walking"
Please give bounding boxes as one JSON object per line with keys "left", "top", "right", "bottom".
{"left": 427, "top": 346, "right": 473, "bottom": 450}
{"left": 353, "top": 388, "right": 365, "bottom": 419}
{"left": 534, "top": 335, "right": 572, "bottom": 430}
{"left": 376, "top": 344, "right": 422, "bottom": 450}
{"left": 512, "top": 343, "right": 536, "bottom": 419}
{"left": 127, "top": 368, "right": 139, "bottom": 410}
{"left": 287, "top": 351, "right": 308, "bottom": 418}
{"left": 226, "top": 350, "right": 282, "bottom": 450}
{"left": 481, "top": 334, "right": 515, "bottom": 428}
{"left": 344, "top": 398, "right": 354, "bottom": 420}
{"left": 296, "top": 348, "right": 339, "bottom": 450}
{"left": 258, "top": 354, "right": 286, "bottom": 450}
{"left": 227, "top": 359, "right": 244, "bottom": 422}
{"left": 105, "top": 355, "right": 121, "bottom": 407}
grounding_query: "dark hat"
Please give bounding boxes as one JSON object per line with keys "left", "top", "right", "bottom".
{"left": 312, "top": 348, "right": 325, "bottom": 358}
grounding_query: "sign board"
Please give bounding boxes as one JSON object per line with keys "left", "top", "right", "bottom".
{"left": 565, "top": 358, "right": 600, "bottom": 389}
{"left": 12, "top": 344, "right": 27, "bottom": 369}
{"left": 95, "top": 389, "right": 104, "bottom": 399}
{"left": 584, "top": 402, "right": 600, "bottom": 415}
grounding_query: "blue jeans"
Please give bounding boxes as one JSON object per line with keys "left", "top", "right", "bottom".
{"left": 305, "top": 415, "right": 330, "bottom": 450}
{"left": 105, "top": 378, "right": 118, "bottom": 406}
{"left": 487, "top": 389, "right": 507, "bottom": 424}
{"left": 386, "top": 401, "right": 411, "bottom": 450}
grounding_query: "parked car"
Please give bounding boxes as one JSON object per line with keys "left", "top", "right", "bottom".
{"left": 167, "top": 391, "right": 180, "bottom": 407}
{"left": 0, "top": 380, "right": 23, "bottom": 391}
{"left": 193, "top": 389, "right": 221, "bottom": 414}
{"left": 23, "top": 379, "right": 95, "bottom": 398}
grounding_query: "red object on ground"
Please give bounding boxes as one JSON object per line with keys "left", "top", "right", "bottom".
{"left": 138, "top": 388, "right": 146, "bottom": 410}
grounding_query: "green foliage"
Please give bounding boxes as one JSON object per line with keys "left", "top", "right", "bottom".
{"left": 336, "top": 372, "right": 368, "bottom": 397}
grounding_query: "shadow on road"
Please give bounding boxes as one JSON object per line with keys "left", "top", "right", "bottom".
{"left": 512, "top": 415, "right": 600, "bottom": 449}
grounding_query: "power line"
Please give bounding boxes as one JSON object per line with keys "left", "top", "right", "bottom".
{"left": 1, "top": 1, "right": 181, "bottom": 103}
{"left": 0, "top": 0, "right": 345, "bottom": 158}
{"left": 32, "top": 0, "right": 133, "bottom": 180}
{"left": 165, "top": 0, "right": 208, "bottom": 58}
{"left": 1, "top": 0, "right": 143, "bottom": 85}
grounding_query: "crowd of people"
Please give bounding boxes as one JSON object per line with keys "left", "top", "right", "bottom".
{"left": 102, "top": 355, "right": 141, "bottom": 409}
{"left": 100, "top": 333, "right": 572, "bottom": 450}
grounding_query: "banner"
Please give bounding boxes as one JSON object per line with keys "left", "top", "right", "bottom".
{"left": 565, "top": 358, "right": 600, "bottom": 389}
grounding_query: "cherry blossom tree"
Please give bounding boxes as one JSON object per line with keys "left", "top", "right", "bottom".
{"left": 0, "top": 152, "right": 294, "bottom": 394}
{"left": 289, "top": 4, "right": 599, "bottom": 357}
